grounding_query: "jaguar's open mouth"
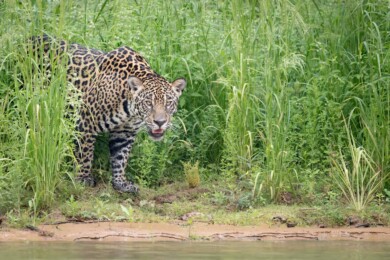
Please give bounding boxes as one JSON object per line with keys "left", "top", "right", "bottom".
{"left": 148, "top": 128, "right": 165, "bottom": 140}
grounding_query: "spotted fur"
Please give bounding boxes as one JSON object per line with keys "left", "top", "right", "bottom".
{"left": 31, "top": 35, "right": 186, "bottom": 192}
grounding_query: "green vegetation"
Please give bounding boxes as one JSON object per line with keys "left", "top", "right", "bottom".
{"left": 0, "top": 0, "right": 389, "bottom": 226}
{"left": 330, "top": 113, "right": 384, "bottom": 211}
{"left": 183, "top": 161, "right": 200, "bottom": 188}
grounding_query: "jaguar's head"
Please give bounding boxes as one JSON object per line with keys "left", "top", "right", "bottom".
{"left": 128, "top": 76, "right": 186, "bottom": 141}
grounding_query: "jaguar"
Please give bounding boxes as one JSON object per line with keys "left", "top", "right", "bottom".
{"left": 31, "top": 35, "right": 186, "bottom": 193}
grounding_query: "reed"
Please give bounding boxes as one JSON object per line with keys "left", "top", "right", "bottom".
{"left": 331, "top": 114, "right": 384, "bottom": 211}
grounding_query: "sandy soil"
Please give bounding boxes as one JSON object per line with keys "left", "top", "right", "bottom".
{"left": 1, "top": 222, "right": 389, "bottom": 242}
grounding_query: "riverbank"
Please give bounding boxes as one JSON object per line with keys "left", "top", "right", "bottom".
{"left": 1, "top": 182, "right": 389, "bottom": 241}
{"left": 1, "top": 222, "right": 390, "bottom": 242}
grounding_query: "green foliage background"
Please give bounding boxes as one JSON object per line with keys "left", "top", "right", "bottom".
{"left": 0, "top": 0, "right": 389, "bottom": 212}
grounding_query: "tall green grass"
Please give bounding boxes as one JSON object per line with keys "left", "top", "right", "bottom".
{"left": 0, "top": 0, "right": 389, "bottom": 214}
{"left": 0, "top": 1, "right": 78, "bottom": 214}
{"left": 331, "top": 114, "right": 384, "bottom": 211}
{"left": 16, "top": 42, "right": 78, "bottom": 213}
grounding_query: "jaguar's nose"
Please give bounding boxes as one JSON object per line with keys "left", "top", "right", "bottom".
{"left": 154, "top": 119, "right": 166, "bottom": 127}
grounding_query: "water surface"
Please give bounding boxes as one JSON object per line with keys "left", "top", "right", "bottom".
{"left": 1, "top": 241, "right": 389, "bottom": 259}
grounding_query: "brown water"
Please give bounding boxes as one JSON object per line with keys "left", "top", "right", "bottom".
{"left": 0, "top": 241, "right": 389, "bottom": 259}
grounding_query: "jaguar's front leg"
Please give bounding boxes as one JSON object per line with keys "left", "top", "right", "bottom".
{"left": 75, "top": 132, "right": 97, "bottom": 187}
{"left": 109, "top": 127, "right": 138, "bottom": 193}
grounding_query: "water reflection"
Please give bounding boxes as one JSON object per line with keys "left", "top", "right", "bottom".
{"left": 0, "top": 241, "right": 389, "bottom": 260}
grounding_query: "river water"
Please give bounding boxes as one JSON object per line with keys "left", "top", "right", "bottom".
{"left": 0, "top": 241, "right": 389, "bottom": 259}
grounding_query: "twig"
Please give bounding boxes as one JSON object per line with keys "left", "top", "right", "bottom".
{"left": 74, "top": 232, "right": 187, "bottom": 241}
{"left": 25, "top": 225, "right": 54, "bottom": 237}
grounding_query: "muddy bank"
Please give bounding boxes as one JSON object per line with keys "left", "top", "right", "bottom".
{"left": 1, "top": 222, "right": 390, "bottom": 242}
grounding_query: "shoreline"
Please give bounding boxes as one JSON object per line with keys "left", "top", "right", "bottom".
{"left": 1, "top": 222, "right": 389, "bottom": 242}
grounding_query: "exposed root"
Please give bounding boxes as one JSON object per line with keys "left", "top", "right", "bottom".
{"left": 210, "top": 232, "right": 318, "bottom": 240}
{"left": 74, "top": 232, "right": 187, "bottom": 241}
{"left": 25, "top": 225, "right": 54, "bottom": 237}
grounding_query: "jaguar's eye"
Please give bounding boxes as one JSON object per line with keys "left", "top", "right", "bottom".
{"left": 145, "top": 100, "right": 152, "bottom": 108}
{"left": 166, "top": 99, "right": 177, "bottom": 113}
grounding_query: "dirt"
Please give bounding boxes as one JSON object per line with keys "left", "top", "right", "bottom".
{"left": 1, "top": 222, "right": 390, "bottom": 242}
{"left": 153, "top": 187, "right": 210, "bottom": 204}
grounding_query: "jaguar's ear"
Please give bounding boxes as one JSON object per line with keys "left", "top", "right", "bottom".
{"left": 172, "top": 78, "right": 186, "bottom": 97}
{"left": 128, "top": 77, "right": 144, "bottom": 96}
